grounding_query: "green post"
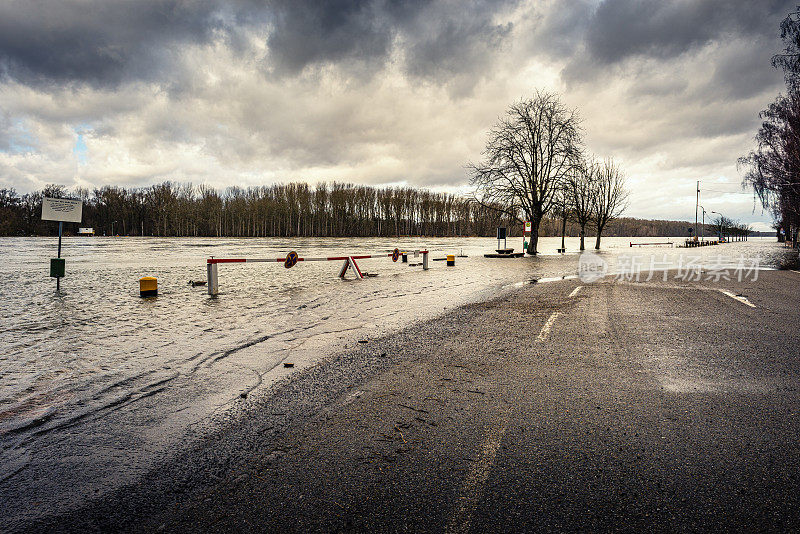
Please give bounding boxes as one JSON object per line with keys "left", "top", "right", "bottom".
{"left": 50, "top": 258, "right": 65, "bottom": 278}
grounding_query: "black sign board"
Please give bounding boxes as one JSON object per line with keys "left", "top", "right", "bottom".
{"left": 497, "top": 227, "right": 507, "bottom": 240}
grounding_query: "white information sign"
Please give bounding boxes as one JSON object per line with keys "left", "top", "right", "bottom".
{"left": 524, "top": 221, "right": 532, "bottom": 233}
{"left": 42, "top": 197, "right": 82, "bottom": 223}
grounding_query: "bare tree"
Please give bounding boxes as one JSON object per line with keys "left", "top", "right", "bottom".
{"left": 592, "top": 159, "right": 628, "bottom": 249}
{"left": 710, "top": 214, "right": 751, "bottom": 241}
{"left": 551, "top": 187, "right": 573, "bottom": 252}
{"left": 567, "top": 159, "right": 597, "bottom": 251}
{"left": 469, "top": 91, "right": 583, "bottom": 254}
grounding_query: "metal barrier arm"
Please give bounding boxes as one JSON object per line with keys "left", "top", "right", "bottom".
{"left": 207, "top": 250, "right": 429, "bottom": 296}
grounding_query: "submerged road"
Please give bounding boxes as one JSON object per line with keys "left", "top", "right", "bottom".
{"left": 30, "top": 269, "right": 800, "bottom": 532}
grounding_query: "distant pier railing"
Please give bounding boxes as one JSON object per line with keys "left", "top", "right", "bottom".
{"left": 682, "top": 239, "right": 719, "bottom": 248}
{"left": 630, "top": 241, "right": 675, "bottom": 247}
{"left": 206, "top": 249, "right": 429, "bottom": 296}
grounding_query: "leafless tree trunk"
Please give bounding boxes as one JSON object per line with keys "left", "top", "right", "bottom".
{"left": 567, "top": 159, "right": 596, "bottom": 251}
{"left": 550, "top": 188, "right": 572, "bottom": 251}
{"left": 469, "top": 91, "right": 583, "bottom": 255}
{"left": 592, "top": 159, "right": 629, "bottom": 249}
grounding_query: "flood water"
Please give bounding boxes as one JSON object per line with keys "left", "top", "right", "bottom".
{"left": 0, "top": 235, "right": 792, "bottom": 527}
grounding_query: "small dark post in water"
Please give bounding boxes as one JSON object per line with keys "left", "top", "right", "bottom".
{"left": 56, "top": 221, "right": 62, "bottom": 291}
{"left": 49, "top": 221, "right": 66, "bottom": 290}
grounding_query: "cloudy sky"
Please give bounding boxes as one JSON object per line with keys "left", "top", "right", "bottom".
{"left": 0, "top": 0, "right": 794, "bottom": 229}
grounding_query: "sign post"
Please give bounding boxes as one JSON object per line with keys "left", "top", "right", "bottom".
{"left": 497, "top": 227, "right": 507, "bottom": 252}
{"left": 41, "top": 197, "right": 82, "bottom": 291}
{"left": 523, "top": 221, "right": 531, "bottom": 253}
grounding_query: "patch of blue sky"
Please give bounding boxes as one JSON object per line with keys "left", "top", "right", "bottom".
{"left": 72, "top": 124, "right": 91, "bottom": 165}
{"left": 1, "top": 118, "right": 37, "bottom": 154}
{"left": 73, "top": 131, "right": 88, "bottom": 164}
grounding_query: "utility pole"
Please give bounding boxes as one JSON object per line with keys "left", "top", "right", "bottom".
{"left": 695, "top": 181, "right": 699, "bottom": 241}
{"left": 700, "top": 205, "right": 706, "bottom": 242}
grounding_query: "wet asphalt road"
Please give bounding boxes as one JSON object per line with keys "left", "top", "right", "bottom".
{"left": 26, "top": 269, "right": 800, "bottom": 532}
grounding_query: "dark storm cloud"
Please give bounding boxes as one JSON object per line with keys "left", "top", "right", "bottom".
{"left": 555, "top": 0, "right": 794, "bottom": 84}
{"left": 0, "top": 0, "right": 233, "bottom": 87}
{"left": 0, "top": 0, "right": 519, "bottom": 89}
{"left": 585, "top": 0, "right": 790, "bottom": 64}
{"left": 265, "top": 0, "right": 519, "bottom": 82}
{"left": 708, "top": 38, "right": 778, "bottom": 100}
{"left": 264, "top": 0, "right": 421, "bottom": 73}
{"left": 402, "top": 3, "right": 514, "bottom": 82}
{"left": 526, "top": 0, "right": 595, "bottom": 60}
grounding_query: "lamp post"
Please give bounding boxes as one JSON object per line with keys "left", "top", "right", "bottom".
{"left": 699, "top": 205, "right": 707, "bottom": 242}
{"left": 695, "top": 181, "right": 700, "bottom": 241}
{"left": 111, "top": 220, "right": 118, "bottom": 236}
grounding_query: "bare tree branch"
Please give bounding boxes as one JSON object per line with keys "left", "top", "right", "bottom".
{"left": 469, "top": 91, "right": 583, "bottom": 254}
{"left": 591, "top": 158, "right": 628, "bottom": 249}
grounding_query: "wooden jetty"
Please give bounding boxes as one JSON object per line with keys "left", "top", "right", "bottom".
{"left": 485, "top": 248, "right": 524, "bottom": 258}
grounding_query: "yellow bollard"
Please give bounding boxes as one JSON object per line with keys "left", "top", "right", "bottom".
{"left": 446, "top": 254, "right": 455, "bottom": 266}
{"left": 139, "top": 277, "right": 158, "bottom": 297}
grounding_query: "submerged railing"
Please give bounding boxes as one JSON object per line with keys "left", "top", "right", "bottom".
{"left": 206, "top": 249, "right": 429, "bottom": 296}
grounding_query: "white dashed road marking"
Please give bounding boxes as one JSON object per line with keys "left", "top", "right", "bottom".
{"left": 568, "top": 286, "right": 582, "bottom": 298}
{"left": 717, "top": 289, "right": 756, "bottom": 308}
{"left": 446, "top": 421, "right": 508, "bottom": 534}
{"left": 536, "top": 312, "right": 560, "bottom": 342}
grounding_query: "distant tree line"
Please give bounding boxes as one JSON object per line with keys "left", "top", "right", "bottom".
{"left": 571, "top": 217, "right": 709, "bottom": 238}
{"left": 1, "top": 182, "right": 709, "bottom": 239}
{"left": 0, "top": 182, "right": 518, "bottom": 237}
{"left": 740, "top": 7, "right": 800, "bottom": 246}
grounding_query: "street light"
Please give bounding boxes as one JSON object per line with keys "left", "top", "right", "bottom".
{"left": 111, "top": 220, "right": 118, "bottom": 236}
{"left": 699, "top": 205, "right": 707, "bottom": 242}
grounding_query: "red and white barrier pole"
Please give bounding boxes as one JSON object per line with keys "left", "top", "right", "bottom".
{"left": 208, "top": 261, "right": 219, "bottom": 295}
{"left": 207, "top": 250, "right": 429, "bottom": 295}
